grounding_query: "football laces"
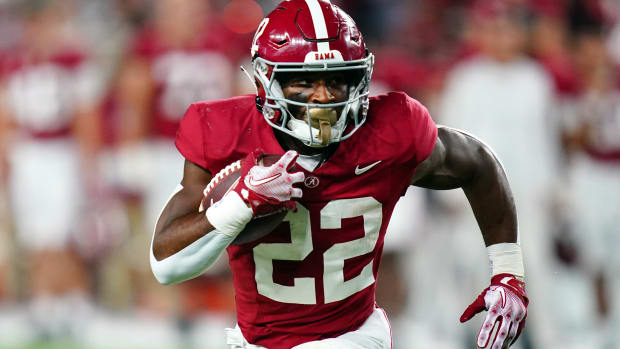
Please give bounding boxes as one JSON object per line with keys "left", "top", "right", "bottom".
{"left": 203, "top": 160, "right": 242, "bottom": 197}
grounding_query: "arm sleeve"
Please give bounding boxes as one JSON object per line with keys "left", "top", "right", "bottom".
{"left": 149, "top": 184, "right": 234, "bottom": 285}
{"left": 175, "top": 103, "right": 208, "bottom": 169}
{"left": 150, "top": 229, "right": 234, "bottom": 285}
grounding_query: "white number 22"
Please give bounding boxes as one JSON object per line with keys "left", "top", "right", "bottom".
{"left": 253, "top": 197, "right": 382, "bottom": 304}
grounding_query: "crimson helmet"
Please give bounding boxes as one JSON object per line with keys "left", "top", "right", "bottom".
{"left": 250, "top": 0, "right": 374, "bottom": 147}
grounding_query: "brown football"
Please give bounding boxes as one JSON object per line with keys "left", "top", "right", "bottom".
{"left": 199, "top": 154, "right": 289, "bottom": 245}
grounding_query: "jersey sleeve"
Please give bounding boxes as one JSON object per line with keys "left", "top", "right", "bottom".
{"left": 403, "top": 94, "right": 438, "bottom": 165}
{"left": 175, "top": 103, "right": 208, "bottom": 169}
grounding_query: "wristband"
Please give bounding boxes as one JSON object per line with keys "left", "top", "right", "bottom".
{"left": 205, "top": 191, "right": 253, "bottom": 237}
{"left": 487, "top": 242, "right": 524, "bottom": 279}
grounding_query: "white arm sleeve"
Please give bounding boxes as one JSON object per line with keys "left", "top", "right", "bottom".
{"left": 149, "top": 184, "right": 234, "bottom": 285}
{"left": 149, "top": 229, "right": 233, "bottom": 285}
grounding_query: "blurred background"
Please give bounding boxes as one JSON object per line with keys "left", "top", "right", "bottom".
{"left": 0, "top": 0, "right": 618, "bottom": 348}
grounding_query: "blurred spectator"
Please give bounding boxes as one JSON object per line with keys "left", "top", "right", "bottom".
{"left": 558, "top": 28, "right": 620, "bottom": 349}
{"left": 0, "top": 0, "right": 103, "bottom": 342}
{"left": 437, "top": 1, "right": 559, "bottom": 347}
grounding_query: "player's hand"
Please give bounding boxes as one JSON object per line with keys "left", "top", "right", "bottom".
{"left": 460, "top": 274, "right": 529, "bottom": 349}
{"left": 233, "top": 150, "right": 304, "bottom": 216}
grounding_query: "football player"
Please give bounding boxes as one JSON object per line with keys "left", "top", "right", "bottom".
{"left": 150, "top": 1, "right": 528, "bottom": 348}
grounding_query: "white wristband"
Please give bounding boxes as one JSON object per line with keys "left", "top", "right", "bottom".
{"left": 205, "top": 191, "right": 253, "bottom": 237}
{"left": 488, "top": 243, "right": 525, "bottom": 279}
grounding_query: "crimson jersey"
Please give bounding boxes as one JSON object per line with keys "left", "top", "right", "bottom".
{"left": 175, "top": 92, "right": 437, "bottom": 348}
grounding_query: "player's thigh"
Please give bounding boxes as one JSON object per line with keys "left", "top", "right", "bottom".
{"left": 293, "top": 308, "right": 391, "bottom": 349}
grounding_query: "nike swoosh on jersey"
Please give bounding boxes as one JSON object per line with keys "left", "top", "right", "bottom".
{"left": 248, "top": 173, "right": 281, "bottom": 186}
{"left": 355, "top": 161, "right": 382, "bottom": 175}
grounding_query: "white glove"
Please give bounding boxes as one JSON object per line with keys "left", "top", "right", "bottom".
{"left": 206, "top": 150, "right": 304, "bottom": 237}
{"left": 460, "top": 274, "right": 529, "bottom": 349}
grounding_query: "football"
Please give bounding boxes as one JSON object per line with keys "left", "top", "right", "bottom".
{"left": 199, "top": 154, "right": 289, "bottom": 245}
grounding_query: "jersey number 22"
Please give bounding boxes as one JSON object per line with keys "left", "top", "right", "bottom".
{"left": 253, "top": 197, "right": 382, "bottom": 304}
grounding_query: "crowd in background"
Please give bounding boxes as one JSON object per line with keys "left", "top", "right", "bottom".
{"left": 0, "top": 0, "right": 619, "bottom": 348}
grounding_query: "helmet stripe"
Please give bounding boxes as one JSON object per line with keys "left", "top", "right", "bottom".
{"left": 304, "top": 0, "right": 330, "bottom": 52}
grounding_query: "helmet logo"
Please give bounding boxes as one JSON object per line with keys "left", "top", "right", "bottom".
{"left": 304, "top": 50, "right": 343, "bottom": 63}
{"left": 251, "top": 18, "right": 270, "bottom": 57}
{"left": 315, "top": 52, "right": 334, "bottom": 60}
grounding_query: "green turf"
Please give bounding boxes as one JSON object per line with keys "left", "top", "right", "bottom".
{"left": 13, "top": 340, "right": 81, "bottom": 349}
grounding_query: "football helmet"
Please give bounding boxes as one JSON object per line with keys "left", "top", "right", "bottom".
{"left": 250, "top": 0, "right": 374, "bottom": 147}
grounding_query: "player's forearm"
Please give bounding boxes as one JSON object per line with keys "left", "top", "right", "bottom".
{"left": 151, "top": 190, "right": 253, "bottom": 284}
{"left": 152, "top": 211, "right": 215, "bottom": 260}
{"left": 152, "top": 183, "right": 254, "bottom": 264}
{"left": 462, "top": 143, "right": 518, "bottom": 246}
{"left": 150, "top": 188, "right": 231, "bottom": 285}
{"left": 150, "top": 219, "right": 233, "bottom": 285}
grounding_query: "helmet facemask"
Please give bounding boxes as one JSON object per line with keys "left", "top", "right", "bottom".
{"left": 253, "top": 54, "right": 374, "bottom": 147}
